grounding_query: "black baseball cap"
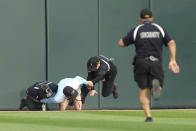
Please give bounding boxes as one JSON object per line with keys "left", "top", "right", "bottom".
{"left": 140, "top": 9, "right": 152, "bottom": 19}
{"left": 87, "top": 56, "right": 99, "bottom": 71}
{"left": 63, "top": 86, "right": 78, "bottom": 101}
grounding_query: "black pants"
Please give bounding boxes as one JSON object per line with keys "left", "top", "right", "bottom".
{"left": 102, "top": 68, "right": 117, "bottom": 97}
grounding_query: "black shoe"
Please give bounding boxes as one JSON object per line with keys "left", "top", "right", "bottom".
{"left": 152, "top": 79, "right": 162, "bottom": 101}
{"left": 145, "top": 117, "right": 153, "bottom": 122}
{"left": 112, "top": 84, "right": 119, "bottom": 99}
{"left": 19, "top": 97, "right": 27, "bottom": 110}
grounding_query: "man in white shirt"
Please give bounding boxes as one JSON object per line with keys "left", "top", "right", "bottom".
{"left": 41, "top": 76, "right": 94, "bottom": 110}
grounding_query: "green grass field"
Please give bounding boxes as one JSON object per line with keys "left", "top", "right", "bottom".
{"left": 0, "top": 110, "right": 196, "bottom": 131}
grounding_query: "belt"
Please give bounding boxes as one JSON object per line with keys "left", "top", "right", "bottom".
{"left": 145, "top": 56, "right": 159, "bottom": 61}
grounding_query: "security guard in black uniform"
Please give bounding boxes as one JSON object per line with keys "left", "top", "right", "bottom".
{"left": 81, "top": 55, "right": 118, "bottom": 103}
{"left": 118, "top": 9, "right": 180, "bottom": 122}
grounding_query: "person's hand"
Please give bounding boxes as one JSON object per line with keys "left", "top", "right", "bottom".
{"left": 168, "top": 60, "right": 180, "bottom": 74}
{"left": 90, "top": 90, "right": 98, "bottom": 96}
{"left": 87, "top": 81, "right": 94, "bottom": 89}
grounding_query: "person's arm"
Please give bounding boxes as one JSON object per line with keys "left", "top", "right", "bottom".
{"left": 90, "top": 71, "right": 106, "bottom": 85}
{"left": 118, "top": 38, "right": 126, "bottom": 47}
{"left": 73, "top": 76, "right": 94, "bottom": 90}
{"left": 74, "top": 76, "right": 93, "bottom": 88}
{"left": 87, "top": 69, "right": 106, "bottom": 88}
{"left": 87, "top": 72, "right": 95, "bottom": 86}
{"left": 59, "top": 100, "right": 69, "bottom": 111}
{"left": 86, "top": 73, "right": 106, "bottom": 90}
{"left": 89, "top": 90, "right": 98, "bottom": 96}
{"left": 118, "top": 29, "right": 135, "bottom": 47}
{"left": 87, "top": 71, "right": 94, "bottom": 81}
{"left": 168, "top": 40, "right": 180, "bottom": 74}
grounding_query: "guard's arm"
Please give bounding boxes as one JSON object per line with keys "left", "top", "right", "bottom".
{"left": 118, "top": 38, "right": 125, "bottom": 47}
{"left": 87, "top": 71, "right": 106, "bottom": 89}
{"left": 168, "top": 40, "right": 180, "bottom": 73}
{"left": 91, "top": 71, "right": 106, "bottom": 85}
{"left": 119, "top": 29, "right": 135, "bottom": 47}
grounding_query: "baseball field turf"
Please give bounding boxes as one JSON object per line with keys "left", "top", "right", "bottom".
{"left": 0, "top": 110, "right": 196, "bottom": 131}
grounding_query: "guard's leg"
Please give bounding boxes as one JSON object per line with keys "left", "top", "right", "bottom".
{"left": 139, "top": 88, "right": 152, "bottom": 120}
{"left": 112, "top": 83, "right": 119, "bottom": 99}
{"left": 149, "top": 60, "right": 164, "bottom": 101}
{"left": 102, "top": 81, "right": 113, "bottom": 97}
{"left": 151, "top": 79, "right": 162, "bottom": 101}
{"left": 102, "top": 81, "right": 119, "bottom": 99}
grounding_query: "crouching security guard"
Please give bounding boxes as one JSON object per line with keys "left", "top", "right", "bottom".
{"left": 81, "top": 55, "right": 119, "bottom": 104}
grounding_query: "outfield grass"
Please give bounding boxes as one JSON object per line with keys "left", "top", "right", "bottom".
{"left": 0, "top": 110, "right": 196, "bottom": 131}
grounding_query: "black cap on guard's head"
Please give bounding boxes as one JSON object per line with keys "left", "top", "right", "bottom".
{"left": 87, "top": 56, "right": 99, "bottom": 72}
{"left": 63, "top": 86, "right": 78, "bottom": 101}
{"left": 140, "top": 9, "right": 152, "bottom": 19}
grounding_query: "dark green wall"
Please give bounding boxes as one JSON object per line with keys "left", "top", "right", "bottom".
{"left": 46, "top": 0, "right": 196, "bottom": 109}
{"left": 0, "top": 0, "right": 195, "bottom": 110}
{"left": 0, "top": 0, "right": 46, "bottom": 109}
{"left": 47, "top": 0, "right": 99, "bottom": 109}
{"left": 99, "top": 0, "right": 149, "bottom": 109}
{"left": 47, "top": 0, "right": 149, "bottom": 109}
{"left": 151, "top": 0, "right": 196, "bottom": 108}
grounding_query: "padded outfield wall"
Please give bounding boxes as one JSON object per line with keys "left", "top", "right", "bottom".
{"left": 0, "top": 0, "right": 195, "bottom": 110}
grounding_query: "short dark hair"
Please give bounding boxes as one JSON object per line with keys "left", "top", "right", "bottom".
{"left": 87, "top": 56, "right": 100, "bottom": 71}
{"left": 140, "top": 9, "right": 152, "bottom": 19}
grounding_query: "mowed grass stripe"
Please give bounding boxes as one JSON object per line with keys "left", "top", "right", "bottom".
{"left": 0, "top": 111, "right": 144, "bottom": 131}
{"left": 0, "top": 110, "right": 196, "bottom": 131}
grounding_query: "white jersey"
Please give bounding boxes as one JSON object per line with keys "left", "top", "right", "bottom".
{"left": 41, "top": 76, "right": 88, "bottom": 103}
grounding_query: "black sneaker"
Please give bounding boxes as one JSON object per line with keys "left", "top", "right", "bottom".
{"left": 19, "top": 97, "right": 27, "bottom": 110}
{"left": 145, "top": 117, "right": 153, "bottom": 122}
{"left": 152, "top": 79, "right": 162, "bottom": 101}
{"left": 112, "top": 84, "right": 119, "bottom": 99}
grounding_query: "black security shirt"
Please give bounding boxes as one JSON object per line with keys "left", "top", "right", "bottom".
{"left": 122, "top": 22, "right": 172, "bottom": 60}
{"left": 87, "top": 55, "right": 115, "bottom": 84}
